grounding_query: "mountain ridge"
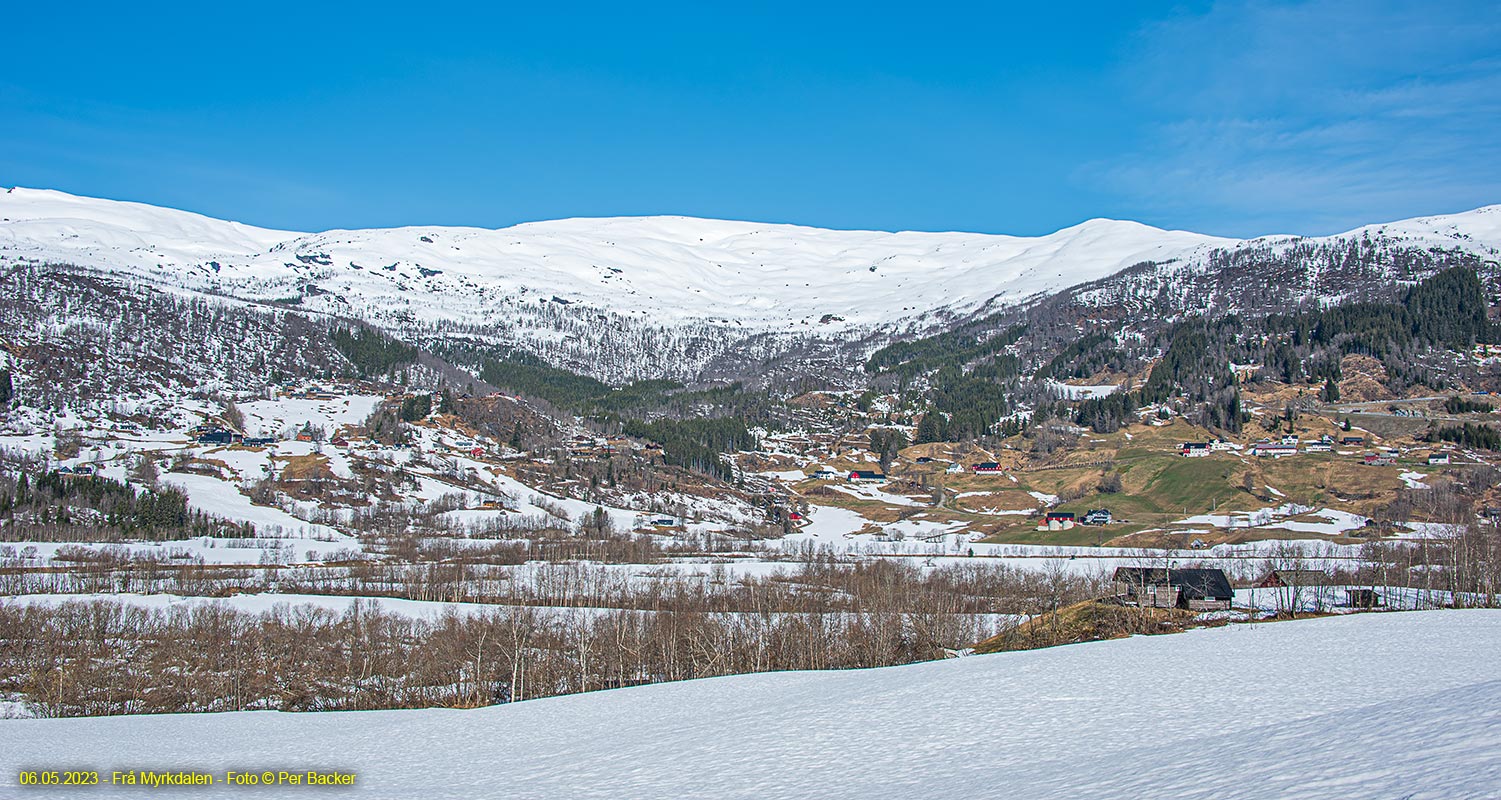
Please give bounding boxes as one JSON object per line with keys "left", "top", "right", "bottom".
{"left": 0, "top": 186, "right": 1232, "bottom": 330}
{"left": 4, "top": 186, "right": 1500, "bottom": 383}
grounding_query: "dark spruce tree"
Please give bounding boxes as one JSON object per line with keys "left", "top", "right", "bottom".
{"left": 1321, "top": 377, "right": 1340, "bottom": 402}
{"left": 399, "top": 393, "right": 433, "bottom": 422}
{"left": 330, "top": 326, "right": 417, "bottom": 377}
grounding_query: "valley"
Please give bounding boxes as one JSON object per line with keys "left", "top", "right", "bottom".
{"left": 9, "top": 4, "right": 1501, "bottom": 795}
{"left": 0, "top": 188, "right": 1499, "bottom": 725}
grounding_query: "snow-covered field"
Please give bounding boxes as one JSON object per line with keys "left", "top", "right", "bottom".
{"left": 1176, "top": 503, "right": 1370, "bottom": 536}
{"left": 158, "top": 473, "right": 344, "bottom": 541}
{"left": 1047, "top": 380, "right": 1121, "bottom": 399}
{"left": 3, "top": 592, "right": 496, "bottom": 620}
{"left": 2, "top": 610, "right": 1496, "bottom": 799}
{"left": 237, "top": 395, "right": 383, "bottom": 439}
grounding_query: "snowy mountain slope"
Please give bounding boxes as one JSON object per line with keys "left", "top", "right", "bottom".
{"left": 0, "top": 187, "right": 1229, "bottom": 331}
{"left": 4, "top": 610, "right": 1498, "bottom": 799}
{"left": 1057, "top": 206, "right": 1501, "bottom": 320}
{"left": 0, "top": 187, "right": 295, "bottom": 262}
{"left": 5, "top": 187, "right": 1501, "bottom": 381}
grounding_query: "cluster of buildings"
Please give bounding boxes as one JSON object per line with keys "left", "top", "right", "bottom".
{"left": 1111, "top": 566, "right": 1387, "bottom": 612}
{"left": 563, "top": 434, "right": 660, "bottom": 459}
{"left": 1034, "top": 508, "right": 1113, "bottom": 531}
{"left": 1179, "top": 434, "right": 1453, "bottom": 467}
{"left": 191, "top": 424, "right": 274, "bottom": 447}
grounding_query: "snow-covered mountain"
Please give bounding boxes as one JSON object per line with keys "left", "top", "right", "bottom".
{"left": 4, "top": 187, "right": 1500, "bottom": 381}
{"left": 0, "top": 187, "right": 1228, "bottom": 327}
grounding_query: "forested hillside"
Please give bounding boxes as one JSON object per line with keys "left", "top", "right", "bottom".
{"left": 872, "top": 265, "right": 1500, "bottom": 441}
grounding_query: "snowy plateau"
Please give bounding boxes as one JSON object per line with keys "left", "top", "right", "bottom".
{"left": 4, "top": 187, "right": 1501, "bottom": 381}
{"left": 4, "top": 610, "right": 1499, "bottom": 799}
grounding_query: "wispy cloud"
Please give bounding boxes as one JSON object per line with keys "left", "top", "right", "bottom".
{"left": 1082, "top": 0, "right": 1501, "bottom": 235}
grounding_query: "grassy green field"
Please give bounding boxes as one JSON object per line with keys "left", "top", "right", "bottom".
{"left": 800, "top": 415, "right": 1442, "bottom": 548}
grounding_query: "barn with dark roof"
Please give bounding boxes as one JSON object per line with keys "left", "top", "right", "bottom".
{"left": 1112, "top": 567, "right": 1235, "bottom": 611}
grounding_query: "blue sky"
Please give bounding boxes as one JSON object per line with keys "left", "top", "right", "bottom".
{"left": 3, "top": 1, "right": 1498, "bottom": 237}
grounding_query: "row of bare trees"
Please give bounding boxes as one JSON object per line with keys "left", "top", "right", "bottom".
{"left": 0, "top": 601, "right": 1015, "bottom": 718}
{"left": 0, "top": 552, "right": 1104, "bottom": 613}
{"left": 8, "top": 518, "right": 1500, "bottom": 614}
{"left": 0, "top": 558, "right": 1112, "bottom": 717}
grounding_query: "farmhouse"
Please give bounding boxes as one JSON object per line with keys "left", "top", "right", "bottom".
{"left": 1251, "top": 442, "right": 1298, "bottom": 458}
{"left": 1364, "top": 454, "right": 1395, "bottom": 467}
{"left": 1112, "top": 567, "right": 1235, "bottom": 611}
{"left": 1179, "top": 442, "right": 1210, "bottom": 458}
{"left": 1255, "top": 569, "right": 1332, "bottom": 588}
{"left": 1082, "top": 508, "right": 1112, "bottom": 526}
{"left": 1038, "top": 511, "right": 1076, "bottom": 531}
{"left": 848, "top": 470, "right": 886, "bottom": 483}
{"left": 1345, "top": 588, "right": 1383, "bottom": 609}
{"left": 1427, "top": 452, "right": 1451, "bottom": 465}
{"left": 196, "top": 429, "right": 241, "bottom": 445}
{"left": 971, "top": 462, "right": 1004, "bottom": 474}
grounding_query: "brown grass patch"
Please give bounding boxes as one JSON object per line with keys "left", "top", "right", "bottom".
{"left": 276, "top": 453, "right": 336, "bottom": 482}
{"left": 973, "top": 601, "right": 1201, "bottom": 653}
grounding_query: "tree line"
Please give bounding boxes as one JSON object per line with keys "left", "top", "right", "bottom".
{"left": 0, "top": 468, "right": 250, "bottom": 543}
{"left": 0, "top": 559, "right": 1099, "bottom": 717}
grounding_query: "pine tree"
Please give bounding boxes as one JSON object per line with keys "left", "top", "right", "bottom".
{"left": 400, "top": 394, "right": 432, "bottom": 422}
{"left": 1321, "top": 377, "right": 1340, "bottom": 402}
{"left": 915, "top": 413, "right": 942, "bottom": 444}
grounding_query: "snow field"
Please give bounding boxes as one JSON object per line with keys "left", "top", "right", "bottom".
{"left": 2, "top": 610, "right": 1497, "bottom": 799}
